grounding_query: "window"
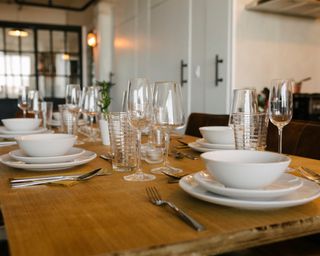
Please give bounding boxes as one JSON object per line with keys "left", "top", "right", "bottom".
{"left": 0, "top": 21, "right": 82, "bottom": 102}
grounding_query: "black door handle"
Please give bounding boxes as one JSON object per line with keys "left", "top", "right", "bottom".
{"left": 215, "top": 55, "right": 223, "bottom": 86}
{"left": 180, "top": 60, "right": 188, "bottom": 86}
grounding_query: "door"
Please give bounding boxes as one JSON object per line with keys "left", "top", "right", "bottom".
{"left": 204, "top": 0, "right": 232, "bottom": 114}
{"left": 149, "top": 0, "right": 190, "bottom": 115}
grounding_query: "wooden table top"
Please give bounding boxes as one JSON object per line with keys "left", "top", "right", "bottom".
{"left": 1, "top": 136, "right": 320, "bottom": 256}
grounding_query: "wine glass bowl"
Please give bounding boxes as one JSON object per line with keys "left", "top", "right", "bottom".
{"left": 124, "top": 78, "right": 155, "bottom": 182}
{"left": 27, "top": 90, "right": 40, "bottom": 119}
{"left": 65, "top": 84, "right": 84, "bottom": 144}
{"left": 151, "top": 81, "right": 185, "bottom": 174}
{"left": 81, "top": 86, "right": 102, "bottom": 142}
{"left": 268, "top": 79, "right": 294, "bottom": 153}
{"left": 17, "top": 86, "right": 29, "bottom": 118}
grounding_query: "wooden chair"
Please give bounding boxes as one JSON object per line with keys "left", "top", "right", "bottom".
{"left": 185, "top": 113, "right": 229, "bottom": 137}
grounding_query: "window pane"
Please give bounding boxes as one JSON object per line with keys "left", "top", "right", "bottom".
{"left": 0, "top": 83, "right": 6, "bottom": 99}
{"left": 38, "top": 30, "right": 50, "bottom": 52}
{"left": 54, "top": 76, "right": 67, "bottom": 98}
{"left": 21, "top": 53, "right": 35, "bottom": 75}
{"left": 22, "top": 76, "right": 35, "bottom": 88}
{"left": 0, "top": 51, "right": 4, "bottom": 75}
{"left": 52, "top": 31, "right": 64, "bottom": 53}
{"left": 6, "top": 28, "right": 19, "bottom": 51}
{"left": 67, "top": 32, "right": 79, "bottom": 53}
{"left": 55, "top": 53, "right": 67, "bottom": 76}
{"left": 38, "top": 53, "right": 53, "bottom": 75}
{"left": 21, "top": 29, "right": 34, "bottom": 52}
{"left": 39, "top": 75, "right": 52, "bottom": 97}
{"left": 6, "top": 53, "right": 21, "bottom": 75}
{"left": 0, "top": 28, "right": 3, "bottom": 50}
{"left": 68, "top": 75, "right": 80, "bottom": 85}
{"left": 6, "top": 76, "right": 20, "bottom": 98}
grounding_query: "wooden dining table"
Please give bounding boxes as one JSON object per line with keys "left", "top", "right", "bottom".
{"left": 0, "top": 136, "right": 320, "bottom": 256}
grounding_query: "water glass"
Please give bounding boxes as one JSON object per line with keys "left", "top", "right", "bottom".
{"left": 41, "top": 101, "right": 53, "bottom": 129}
{"left": 229, "top": 89, "right": 258, "bottom": 125}
{"left": 232, "top": 112, "right": 269, "bottom": 151}
{"left": 59, "top": 104, "right": 77, "bottom": 135}
{"left": 108, "top": 112, "right": 137, "bottom": 172}
{"left": 145, "top": 126, "right": 165, "bottom": 164}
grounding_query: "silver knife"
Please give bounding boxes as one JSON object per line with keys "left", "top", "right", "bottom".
{"left": 10, "top": 168, "right": 102, "bottom": 184}
{"left": 11, "top": 168, "right": 103, "bottom": 188}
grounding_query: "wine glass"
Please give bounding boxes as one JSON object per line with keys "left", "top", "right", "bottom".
{"left": 151, "top": 81, "right": 185, "bottom": 174}
{"left": 124, "top": 78, "right": 155, "bottom": 182}
{"left": 65, "top": 84, "right": 84, "bottom": 144}
{"left": 27, "top": 90, "right": 40, "bottom": 119}
{"left": 81, "top": 86, "right": 101, "bottom": 142}
{"left": 18, "top": 86, "right": 29, "bottom": 117}
{"left": 269, "top": 79, "right": 294, "bottom": 153}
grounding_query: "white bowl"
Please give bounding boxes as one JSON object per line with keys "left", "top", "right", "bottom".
{"left": 15, "top": 133, "right": 76, "bottom": 157}
{"left": 199, "top": 126, "right": 234, "bottom": 144}
{"left": 201, "top": 150, "right": 291, "bottom": 189}
{"left": 2, "top": 118, "right": 41, "bottom": 131}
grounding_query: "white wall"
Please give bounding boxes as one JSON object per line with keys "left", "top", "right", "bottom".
{"left": 234, "top": 0, "right": 320, "bottom": 94}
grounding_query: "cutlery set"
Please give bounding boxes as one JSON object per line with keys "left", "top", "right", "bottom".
{"left": 10, "top": 168, "right": 109, "bottom": 188}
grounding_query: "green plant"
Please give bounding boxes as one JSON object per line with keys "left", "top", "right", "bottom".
{"left": 96, "top": 80, "right": 114, "bottom": 113}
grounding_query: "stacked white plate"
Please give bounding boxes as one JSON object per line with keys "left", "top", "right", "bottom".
{"left": 188, "top": 138, "right": 235, "bottom": 152}
{"left": 179, "top": 171, "right": 320, "bottom": 210}
{"left": 0, "top": 126, "right": 51, "bottom": 139}
{"left": 0, "top": 147, "right": 97, "bottom": 171}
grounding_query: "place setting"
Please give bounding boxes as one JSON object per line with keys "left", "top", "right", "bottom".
{"left": 0, "top": 133, "right": 97, "bottom": 171}
{"left": 188, "top": 126, "right": 235, "bottom": 152}
{"left": 179, "top": 150, "right": 320, "bottom": 210}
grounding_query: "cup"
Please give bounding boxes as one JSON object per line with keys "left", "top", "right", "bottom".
{"left": 108, "top": 112, "right": 137, "bottom": 172}
{"left": 59, "top": 104, "right": 76, "bottom": 135}
{"left": 232, "top": 112, "right": 269, "bottom": 151}
{"left": 145, "top": 126, "right": 164, "bottom": 164}
{"left": 41, "top": 101, "right": 53, "bottom": 129}
{"left": 229, "top": 89, "right": 258, "bottom": 125}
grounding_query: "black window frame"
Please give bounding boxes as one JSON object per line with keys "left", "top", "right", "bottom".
{"left": 0, "top": 20, "right": 83, "bottom": 107}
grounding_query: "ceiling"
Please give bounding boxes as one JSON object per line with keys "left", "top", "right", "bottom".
{"left": 0, "top": 0, "right": 98, "bottom": 11}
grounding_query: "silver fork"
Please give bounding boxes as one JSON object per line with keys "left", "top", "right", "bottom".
{"left": 11, "top": 168, "right": 103, "bottom": 188}
{"left": 297, "top": 167, "right": 320, "bottom": 184}
{"left": 146, "top": 186, "right": 205, "bottom": 231}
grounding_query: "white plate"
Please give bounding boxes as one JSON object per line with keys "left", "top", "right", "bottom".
{"left": 0, "top": 150, "right": 96, "bottom": 171}
{"left": 0, "top": 126, "right": 48, "bottom": 135}
{"left": 179, "top": 174, "right": 320, "bottom": 210}
{"left": 0, "top": 129, "right": 53, "bottom": 139}
{"left": 9, "top": 147, "right": 86, "bottom": 164}
{"left": 196, "top": 138, "right": 235, "bottom": 150}
{"left": 188, "top": 142, "right": 215, "bottom": 152}
{"left": 193, "top": 171, "right": 303, "bottom": 200}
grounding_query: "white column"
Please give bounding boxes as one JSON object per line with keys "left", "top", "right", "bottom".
{"left": 94, "top": 1, "right": 114, "bottom": 82}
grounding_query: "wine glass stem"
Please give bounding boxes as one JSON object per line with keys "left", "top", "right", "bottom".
{"left": 136, "top": 130, "right": 142, "bottom": 173}
{"left": 23, "top": 109, "right": 26, "bottom": 118}
{"left": 72, "top": 113, "right": 78, "bottom": 136}
{"left": 90, "top": 116, "right": 94, "bottom": 139}
{"left": 278, "top": 127, "right": 283, "bottom": 154}
{"left": 163, "top": 128, "right": 170, "bottom": 167}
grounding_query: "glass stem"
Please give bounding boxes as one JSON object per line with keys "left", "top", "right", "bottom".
{"left": 163, "top": 128, "right": 170, "bottom": 167}
{"left": 278, "top": 127, "right": 283, "bottom": 154}
{"left": 136, "top": 130, "right": 142, "bottom": 173}
{"left": 90, "top": 116, "right": 94, "bottom": 139}
{"left": 23, "top": 109, "right": 26, "bottom": 118}
{"left": 72, "top": 112, "right": 78, "bottom": 136}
